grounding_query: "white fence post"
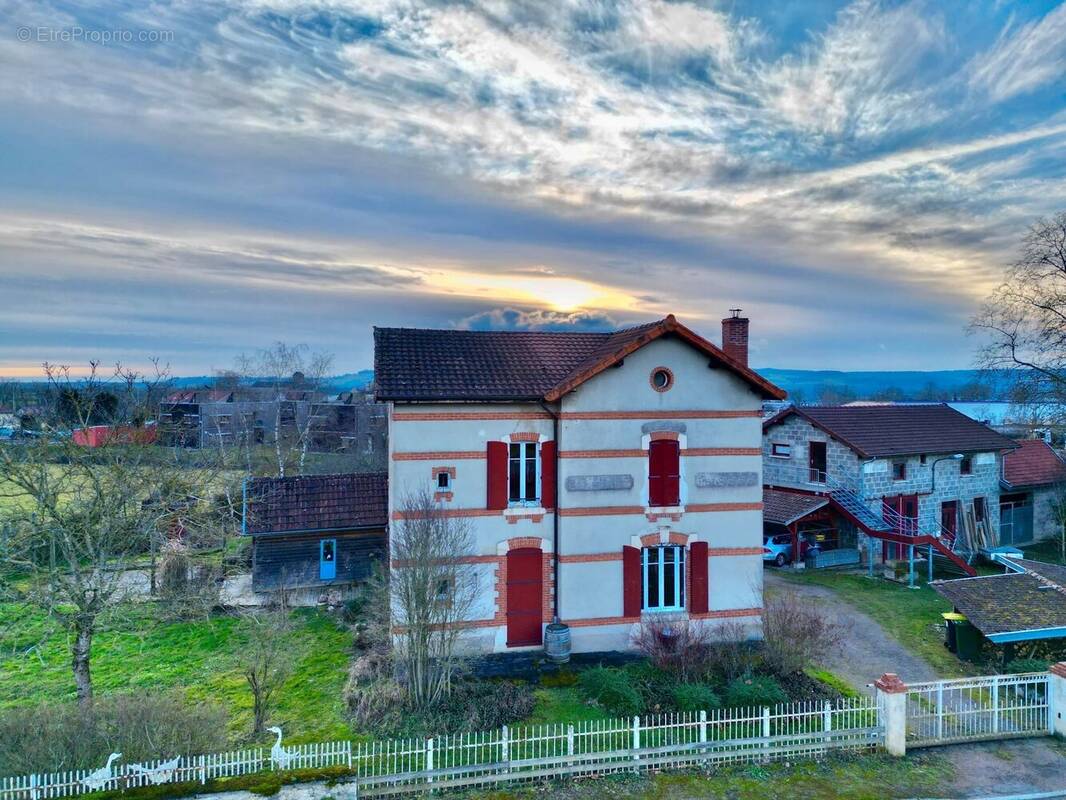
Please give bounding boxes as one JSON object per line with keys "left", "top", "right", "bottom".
{"left": 823, "top": 701, "right": 832, "bottom": 733}
{"left": 199, "top": 755, "right": 206, "bottom": 785}
{"left": 875, "top": 673, "right": 908, "bottom": 757}
{"left": 936, "top": 683, "right": 944, "bottom": 741}
{"left": 991, "top": 676, "right": 1000, "bottom": 735}
{"left": 632, "top": 716, "right": 640, "bottom": 767}
{"left": 761, "top": 707, "right": 771, "bottom": 759}
{"left": 425, "top": 738, "right": 434, "bottom": 786}
{"left": 1050, "top": 664, "right": 1066, "bottom": 738}
{"left": 501, "top": 726, "right": 510, "bottom": 773}
{"left": 699, "top": 710, "right": 707, "bottom": 745}
{"left": 567, "top": 724, "right": 575, "bottom": 757}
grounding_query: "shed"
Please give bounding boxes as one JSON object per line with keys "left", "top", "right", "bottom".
{"left": 245, "top": 472, "right": 387, "bottom": 592}
{"left": 931, "top": 557, "right": 1066, "bottom": 645}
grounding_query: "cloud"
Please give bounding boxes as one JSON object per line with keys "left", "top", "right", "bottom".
{"left": 455, "top": 307, "right": 619, "bottom": 332}
{"left": 967, "top": 4, "right": 1066, "bottom": 102}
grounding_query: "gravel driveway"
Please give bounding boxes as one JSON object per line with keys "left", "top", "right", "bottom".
{"left": 764, "top": 570, "right": 938, "bottom": 690}
{"left": 765, "top": 570, "right": 1066, "bottom": 798}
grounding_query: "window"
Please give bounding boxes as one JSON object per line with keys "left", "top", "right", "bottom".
{"left": 973, "top": 496, "right": 986, "bottom": 522}
{"left": 435, "top": 578, "right": 452, "bottom": 603}
{"left": 960, "top": 456, "right": 973, "bottom": 475}
{"left": 436, "top": 471, "right": 451, "bottom": 490}
{"left": 920, "top": 454, "right": 928, "bottom": 465}
{"left": 650, "top": 367, "right": 674, "bottom": 392}
{"left": 642, "top": 545, "right": 685, "bottom": 612}
{"left": 509, "top": 442, "right": 539, "bottom": 504}
{"left": 892, "top": 462, "right": 907, "bottom": 481}
{"left": 648, "top": 439, "right": 681, "bottom": 506}
{"left": 771, "top": 442, "right": 791, "bottom": 458}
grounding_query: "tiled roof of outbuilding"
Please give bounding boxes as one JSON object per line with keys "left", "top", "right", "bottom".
{"left": 245, "top": 472, "right": 387, "bottom": 535}
{"left": 764, "top": 403, "right": 1016, "bottom": 459}
{"left": 1003, "top": 440, "right": 1066, "bottom": 489}
{"left": 763, "top": 489, "right": 829, "bottom": 526}
{"left": 373, "top": 316, "right": 786, "bottom": 402}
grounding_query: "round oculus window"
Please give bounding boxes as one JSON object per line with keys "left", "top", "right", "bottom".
{"left": 650, "top": 367, "right": 674, "bottom": 392}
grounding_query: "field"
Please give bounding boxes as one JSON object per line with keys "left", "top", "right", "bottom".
{"left": 0, "top": 603, "right": 354, "bottom": 744}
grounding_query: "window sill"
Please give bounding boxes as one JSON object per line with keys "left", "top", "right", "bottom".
{"left": 645, "top": 505, "right": 684, "bottom": 516}
{"left": 503, "top": 506, "right": 547, "bottom": 523}
{"left": 768, "top": 454, "right": 791, "bottom": 459}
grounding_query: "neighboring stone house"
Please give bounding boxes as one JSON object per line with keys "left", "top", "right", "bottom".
{"left": 374, "top": 313, "right": 786, "bottom": 654}
{"left": 244, "top": 472, "right": 388, "bottom": 601}
{"left": 1001, "top": 440, "right": 1066, "bottom": 546}
{"left": 762, "top": 404, "right": 1016, "bottom": 566}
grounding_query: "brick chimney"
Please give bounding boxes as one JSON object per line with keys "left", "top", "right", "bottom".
{"left": 721, "top": 309, "right": 749, "bottom": 366}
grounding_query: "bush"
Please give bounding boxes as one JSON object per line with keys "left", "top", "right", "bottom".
{"left": 703, "top": 620, "right": 760, "bottom": 683}
{"left": 724, "top": 675, "right": 787, "bottom": 709}
{"left": 0, "top": 691, "right": 229, "bottom": 775}
{"left": 1004, "top": 658, "right": 1050, "bottom": 674}
{"left": 670, "top": 683, "right": 720, "bottom": 712}
{"left": 761, "top": 591, "right": 842, "bottom": 677}
{"left": 621, "top": 660, "right": 676, "bottom": 711}
{"left": 578, "top": 667, "right": 644, "bottom": 717}
{"left": 631, "top": 616, "right": 712, "bottom": 681}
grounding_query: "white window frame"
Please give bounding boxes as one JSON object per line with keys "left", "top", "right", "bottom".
{"left": 508, "top": 441, "right": 540, "bottom": 506}
{"left": 435, "top": 470, "right": 451, "bottom": 490}
{"left": 642, "top": 545, "right": 686, "bottom": 613}
{"left": 770, "top": 442, "right": 791, "bottom": 459}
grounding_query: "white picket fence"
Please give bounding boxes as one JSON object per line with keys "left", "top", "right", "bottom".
{"left": 0, "top": 698, "right": 879, "bottom": 800}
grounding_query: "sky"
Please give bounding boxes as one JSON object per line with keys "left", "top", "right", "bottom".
{"left": 1, "top": 0, "right": 1065, "bottom": 377}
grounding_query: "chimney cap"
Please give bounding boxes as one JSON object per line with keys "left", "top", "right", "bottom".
{"left": 725, "top": 308, "right": 747, "bottom": 320}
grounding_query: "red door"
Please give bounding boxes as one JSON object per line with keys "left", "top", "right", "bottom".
{"left": 506, "top": 548, "right": 543, "bottom": 647}
{"left": 882, "top": 495, "right": 918, "bottom": 560}
{"left": 648, "top": 439, "right": 680, "bottom": 506}
{"left": 941, "top": 501, "right": 958, "bottom": 542}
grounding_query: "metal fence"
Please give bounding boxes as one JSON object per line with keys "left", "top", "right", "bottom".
{"left": 0, "top": 698, "right": 879, "bottom": 800}
{"left": 905, "top": 673, "right": 1051, "bottom": 747}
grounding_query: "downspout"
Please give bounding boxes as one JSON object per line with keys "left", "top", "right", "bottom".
{"left": 540, "top": 402, "right": 561, "bottom": 621}
{"left": 241, "top": 476, "right": 248, "bottom": 536}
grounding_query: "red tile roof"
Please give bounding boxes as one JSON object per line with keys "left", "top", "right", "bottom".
{"left": 373, "top": 316, "right": 785, "bottom": 402}
{"left": 763, "top": 489, "right": 829, "bottom": 526}
{"left": 764, "top": 403, "right": 1016, "bottom": 459}
{"left": 245, "top": 472, "right": 387, "bottom": 535}
{"left": 1003, "top": 440, "right": 1066, "bottom": 488}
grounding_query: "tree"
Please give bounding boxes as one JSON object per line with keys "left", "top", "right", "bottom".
{"left": 388, "top": 491, "right": 479, "bottom": 709}
{"left": 973, "top": 211, "right": 1066, "bottom": 421}
{"left": 1049, "top": 486, "right": 1066, "bottom": 565}
{"left": 0, "top": 362, "right": 221, "bottom": 706}
{"left": 239, "top": 596, "right": 295, "bottom": 735}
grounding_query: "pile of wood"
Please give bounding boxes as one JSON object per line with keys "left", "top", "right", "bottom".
{"left": 956, "top": 502, "right": 996, "bottom": 554}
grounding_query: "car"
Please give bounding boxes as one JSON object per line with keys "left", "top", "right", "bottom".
{"left": 762, "top": 533, "right": 821, "bottom": 567}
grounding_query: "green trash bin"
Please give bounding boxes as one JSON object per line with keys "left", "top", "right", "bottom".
{"left": 954, "top": 618, "right": 982, "bottom": 662}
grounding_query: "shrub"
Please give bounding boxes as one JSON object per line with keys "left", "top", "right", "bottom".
{"left": 621, "top": 660, "right": 676, "bottom": 712}
{"left": 703, "top": 620, "right": 760, "bottom": 683}
{"left": 724, "top": 675, "right": 787, "bottom": 709}
{"left": 578, "top": 666, "right": 644, "bottom": 717}
{"left": 761, "top": 591, "right": 842, "bottom": 676}
{"left": 1004, "top": 658, "right": 1051, "bottom": 674}
{"left": 670, "top": 683, "right": 720, "bottom": 712}
{"left": 0, "top": 691, "right": 228, "bottom": 776}
{"left": 631, "top": 616, "right": 712, "bottom": 681}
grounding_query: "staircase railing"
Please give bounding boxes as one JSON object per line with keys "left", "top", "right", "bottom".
{"left": 763, "top": 462, "right": 956, "bottom": 546}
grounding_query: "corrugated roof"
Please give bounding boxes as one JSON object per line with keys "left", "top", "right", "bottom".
{"left": 1003, "top": 440, "right": 1066, "bottom": 489}
{"left": 245, "top": 472, "right": 387, "bottom": 535}
{"left": 765, "top": 404, "right": 1016, "bottom": 458}
{"left": 373, "top": 316, "right": 786, "bottom": 402}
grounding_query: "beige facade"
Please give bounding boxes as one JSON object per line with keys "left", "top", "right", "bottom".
{"left": 387, "top": 335, "right": 767, "bottom": 654}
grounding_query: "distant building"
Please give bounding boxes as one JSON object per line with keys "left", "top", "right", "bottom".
{"left": 1001, "top": 440, "right": 1066, "bottom": 545}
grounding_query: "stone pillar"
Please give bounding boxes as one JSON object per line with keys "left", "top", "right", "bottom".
{"left": 875, "top": 673, "right": 908, "bottom": 757}
{"left": 1051, "top": 662, "right": 1066, "bottom": 738}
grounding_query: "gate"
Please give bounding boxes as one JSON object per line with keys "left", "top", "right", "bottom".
{"left": 904, "top": 673, "right": 1051, "bottom": 747}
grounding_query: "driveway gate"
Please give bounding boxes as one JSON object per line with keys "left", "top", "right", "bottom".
{"left": 904, "top": 673, "right": 1051, "bottom": 747}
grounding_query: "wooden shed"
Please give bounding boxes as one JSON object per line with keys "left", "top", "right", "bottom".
{"left": 245, "top": 472, "right": 387, "bottom": 592}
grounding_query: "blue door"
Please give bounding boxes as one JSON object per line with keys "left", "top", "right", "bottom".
{"left": 319, "top": 539, "right": 337, "bottom": 581}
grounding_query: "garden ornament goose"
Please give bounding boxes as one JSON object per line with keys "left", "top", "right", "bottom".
{"left": 128, "top": 756, "right": 181, "bottom": 785}
{"left": 268, "top": 726, "right": 295, "bottom": 770}
{"left": 81, "top": 753, "right": 122, "bottom": 791}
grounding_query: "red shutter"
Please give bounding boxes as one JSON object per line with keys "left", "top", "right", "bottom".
{"left": 487, "top": 441, "right": 508, "bottom": 510}
{"left": 540, "top": 440, "right": 556, "bottom": 509}
{"left": 648, "top": 440, "right": 680, "bottom": 506}
{"left": 689, "top": 541, "right": 708, "bottom": 614}
{"left": 623, "top": 545, "right": 641, "bottom": 618}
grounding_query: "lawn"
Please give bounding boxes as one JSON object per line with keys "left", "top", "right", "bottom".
{"left": 468, "top": 750, "right": 954, "bottom": 799}
{"left": 775, "top": 570, "right": 969, "bottom": 678}
{"left": 1022, "top": 536, "right": 1066, "bottom": 565}
{"left": 0, "top": 602, "right": 355, "bottom": 744}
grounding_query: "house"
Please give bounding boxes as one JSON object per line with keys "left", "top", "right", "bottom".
{"left": 244, "top": 472, "right": 388, "bottom": 600}
{"left": 762, "top": 404, "right": 1018, "bottom": 575}
{"left": 373, "top": 312, "right": 786, "bottom": 654}
{"left": 931, "top": 557, "right": 1066, "bottom": 658}
{"left": 159, "top": 386, "right": 325, "bottom": 449}
{"left": 1001, "top": 440, "right": 1066, "bottom": 546}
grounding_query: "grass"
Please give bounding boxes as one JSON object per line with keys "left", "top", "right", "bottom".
{"left": 0, "top": 602, "right": 355, "bottom": 744}
{"left": 1022, "top": 537, "right": 1066, "bottom": 565}
{"left": 776, "top": 570, "right": 970, "bottom": 678}
{"left": 467, "top": 751, "right": 954, "bottom": 799}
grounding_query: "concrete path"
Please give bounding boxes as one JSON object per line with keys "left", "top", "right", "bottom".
{"left": 763, "top": 570, "right": 938, "bottom": 690}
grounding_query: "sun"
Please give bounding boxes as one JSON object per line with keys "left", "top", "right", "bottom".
{"left": 432, "top": 269, "right": 635, "bottom": 313}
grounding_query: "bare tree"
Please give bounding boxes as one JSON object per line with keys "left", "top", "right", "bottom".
{"left": 972, "top": 211, "right": 1066, "bottom": 423}
{"left": 1048, "top": 485, "right": 1066, "bottom": 565}
{"left": 233, "top": 342, "right": 334, "bottom": 477}
{"left": 388, "top": 491, "right": 479, "bottom": 710}
{"left": 238, "top": 595, "right": 295, "bottom": 735}
{"left": 0, "top": 362, "right": 222, "bottom": 706}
